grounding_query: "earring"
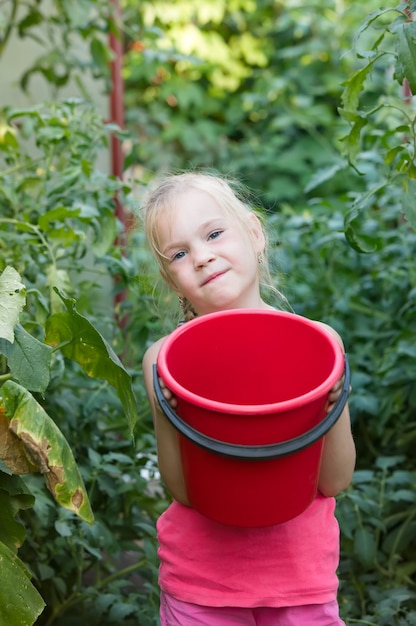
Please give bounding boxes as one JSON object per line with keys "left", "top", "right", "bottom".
{"left": 257, "top": 252, "right": 264, "bottom": 265}
{"left": 178, "top": 295, "right": 185, "bottom": 308}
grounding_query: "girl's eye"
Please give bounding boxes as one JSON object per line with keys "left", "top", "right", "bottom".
{"left": 208, "top": 230, "right": 222, "bottom": 240}
{"left": 171, "top": 250, "right": 186, "bottom": 262}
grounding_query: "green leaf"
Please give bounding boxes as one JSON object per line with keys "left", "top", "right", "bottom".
{"left": 0, "top": 267, "right": 26, "bottom": 343}
{"left": 44, "top": 290, "right": 138, "bottom": 435}
{"left": 0, "top": 183, "right": 19, "bottom": 207}
{"left": 0, "top": 325, "right": 52, "bottom": 393}
{"left": 352, "top": 7, "right": 398, "bottom": 49}
{"left": 353, "top": 470, "right": 375, "bottom": 484}
{"left": 339, "top": 59, "right": 377, "bottom": 114}
{"left": 46, "top": 167, "right": 82, "bottom": 196}
{"left": 54, "top": 519, "right": 72, "bottom": 537}
{"left": 344, "top": 206, "right": 381, "bottom": 254}
{"left": 0, "top": 126, "right": 19, "bottom": 151}
{"left": 0, "top": 540, "right": 45, "bottom": 626}
{"left": 17, "top": 9, "right": 43, "bottom": 36}
{"left": 90, "top": 37, "right": 112, "bottom": 69}
{"left": 304, "top": 163, "right": 344, "bottom": 193}
{"left": 344, "top": 225, "right": 376, "bottom": 254}
{"left": 1, "top": 380, "right": 94, "bottom": 524}
{"left": 354, "top": 526, "right": 377, "bottom": 568}
{"left": 37, "top": 205, "right": 81, "bottom": 231}
{"left": 0, "top": 473, "right": 35, "bottom": 552}
{"left": 108, "top": 602, "right": 136, "bottom": 621}
{"left": 338, "top": 111, "right": 368, "bottom": 167}
{"left": 375, "top": 455, "right": 405, "bottom": 470}
{"left": 394, "top": 22, "right": 416, "bottom": 94}
{"left": 343, "top": 180, "right": 387, "bottom": 252}
{"left": 46, "top": 266, "right": 74, "bottom": 313}
{"left": 91, "top": 208, "right": 117, "bottom": 257}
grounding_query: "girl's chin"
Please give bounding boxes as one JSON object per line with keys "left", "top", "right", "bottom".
{"left": 193, "top": 287, "right": 262, "bottom": 315}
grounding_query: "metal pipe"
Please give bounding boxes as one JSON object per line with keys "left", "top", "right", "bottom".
{"left": 109, "top": 0, "right": 129, "bottom": 328}
{"left": 109, "top": 0, "right": 126, "bottom": 229}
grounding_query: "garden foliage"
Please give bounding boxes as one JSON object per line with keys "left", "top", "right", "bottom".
{"left": 0, "top": 98, "right": 162, "bottom": 625}
{"left": 0, "top": 1, "right": 415, "bottom": 624}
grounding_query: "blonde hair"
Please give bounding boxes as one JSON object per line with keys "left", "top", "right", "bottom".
{"left": 141, "top": 171, "right": 281, "bottom": 321}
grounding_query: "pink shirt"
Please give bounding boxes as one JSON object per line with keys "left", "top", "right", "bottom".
{"left": 157, "top": 493, "right": 340, "bottom": 608}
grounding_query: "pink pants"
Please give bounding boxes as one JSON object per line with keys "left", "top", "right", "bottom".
{"left": 160, "top": 591, "right": 346, "bottom": 625}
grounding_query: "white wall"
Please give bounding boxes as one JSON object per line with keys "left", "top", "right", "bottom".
{"left": 0, "top": 5, "right": 111, "bottom": 173}
{"left": 0, "top": 5, "right": 120, "bottom": 308}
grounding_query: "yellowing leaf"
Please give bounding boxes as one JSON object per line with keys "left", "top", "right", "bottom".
{"left": 0, "top": 267, "right": 26, "bottom": 344}
{"left": 1, "top": 381, "right": 94, "bottom": 524}
{"left": 0, "top": 405, "right": 37, "bottom": 474}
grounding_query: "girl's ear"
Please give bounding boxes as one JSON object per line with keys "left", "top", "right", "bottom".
{"left": 248, "top": 213, "right": 266, "bottom": 253}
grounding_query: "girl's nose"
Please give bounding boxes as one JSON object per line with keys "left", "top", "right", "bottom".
{"left": 193, "top": 243, "right": 215, "bottom": 268}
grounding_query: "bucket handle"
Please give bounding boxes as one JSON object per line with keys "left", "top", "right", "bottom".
{"left": 153, "top": 355, "right": 350, "bottom": 460}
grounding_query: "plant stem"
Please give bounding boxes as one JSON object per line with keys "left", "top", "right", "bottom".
{"left": 0, "top": 156, "right": 45, "bottom": 177}
{"left": 0, "top": 0, "right": 19, "bottom": 59}
{"left": 0, "top": 217, "right": 56, "bottom": 265}
{"left": 43, "top": 558, "right": 147, "bottom": 625}
{"left": 95, "top": 558, "right": 146, "bottom": 589}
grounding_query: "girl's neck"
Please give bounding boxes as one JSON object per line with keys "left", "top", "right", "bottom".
{"left": 195, "top": 299, "right": 274, "bottom": 317}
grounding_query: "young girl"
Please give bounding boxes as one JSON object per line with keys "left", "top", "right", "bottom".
{"left": 141, "top": 172, "right": 356, "bottom": 626}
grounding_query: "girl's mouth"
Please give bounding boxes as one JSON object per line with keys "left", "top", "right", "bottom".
{"left": 202, "top": 271, "right": 226, "bottom": 286}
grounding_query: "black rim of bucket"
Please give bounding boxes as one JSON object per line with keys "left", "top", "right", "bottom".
{"left": 153, "top": 355, "right": 350, "bottom": 461}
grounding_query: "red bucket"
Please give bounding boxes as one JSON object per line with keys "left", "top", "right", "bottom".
{"left": 154, "top": 309, "right": 349, "bottom": 527}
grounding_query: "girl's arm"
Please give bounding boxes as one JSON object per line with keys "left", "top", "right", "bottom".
{"left": 143, "top": 323, "right": 355, "bottom": 503}
{"left": 316, "top": 323, "right": 356, "bottom": 496}
{"left": 142, "top": 339, "right": 191, "bottom": 505}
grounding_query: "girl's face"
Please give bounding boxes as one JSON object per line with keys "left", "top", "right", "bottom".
{"left": 157, "top": 187, "right": 267, "bottom": 316}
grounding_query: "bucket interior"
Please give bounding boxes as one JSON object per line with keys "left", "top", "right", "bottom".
{"left": 160, "top": 310, "right": 341, "bottom": 410}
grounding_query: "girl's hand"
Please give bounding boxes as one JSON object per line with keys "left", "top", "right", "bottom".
{"left": 327, "top": 373, "right": 351, "bottom": 411}
{"left": 157, "top": 377, "right": 178, "bottom": 409}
